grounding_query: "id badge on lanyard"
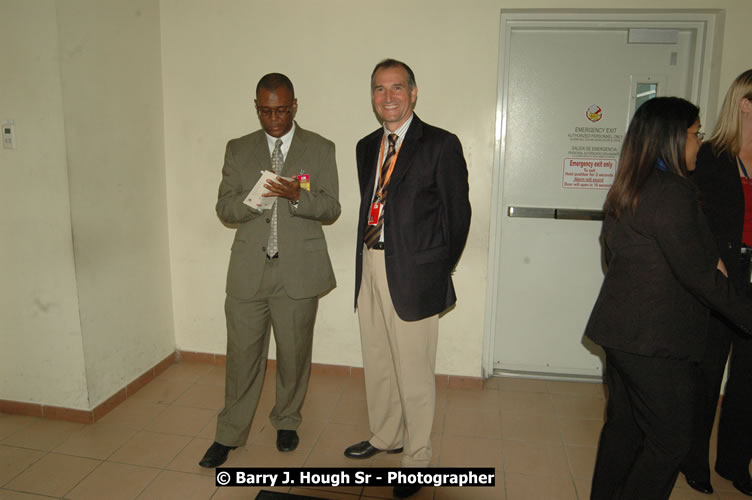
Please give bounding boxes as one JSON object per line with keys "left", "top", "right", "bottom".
{"left": 367, "top": 136, "right": 400, "bottom": 226}
{"left": 368, "top": 202, "right": 382, "bottom": 225}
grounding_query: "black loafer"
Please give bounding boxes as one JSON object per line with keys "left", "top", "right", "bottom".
{"left": 198, "top": 441, "right": 236, "bottom": 468}
{"left": 344, "top": 440, "right": 403, "bottom": 459}
{"left": 685, "top": 477, "right": 713, "bottom": 494}
{"left": 276, "top": 429, "right": 299, "bottom": 452}
{"left": 393, "top": 484, "right": 422, "bottom": 498}
{"left": 733, "top": 476, "right": 752, "bottom": 496}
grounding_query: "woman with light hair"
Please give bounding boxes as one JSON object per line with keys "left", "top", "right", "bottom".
{"left": 681, "top": 69, "right": 752, "bottom": 497}
{"left": 585, "top": 96, "right": 752, "bottom": 500}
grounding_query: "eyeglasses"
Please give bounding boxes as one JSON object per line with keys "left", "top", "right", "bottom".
{"left": 256, "top": 105, "right": 293, "bottom": 118}
{"left": 691, "top": 131, "right": 705, "bottom": 141}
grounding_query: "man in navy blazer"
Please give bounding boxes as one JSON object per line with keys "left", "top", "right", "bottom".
{"left": 344, "top": 58, "right": 471, "bottom": 498}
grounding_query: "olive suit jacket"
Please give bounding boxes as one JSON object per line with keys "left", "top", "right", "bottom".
{"left": 216, "top": 124, "right": 340, "bottom": 299}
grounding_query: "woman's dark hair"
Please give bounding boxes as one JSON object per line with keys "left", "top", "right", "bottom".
{"left": 604, "top": 97, "right": 699, "bottom": 218}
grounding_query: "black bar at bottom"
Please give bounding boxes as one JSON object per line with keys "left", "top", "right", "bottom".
{"left": 216, "top": 467, "right": 496, "bottom": 488}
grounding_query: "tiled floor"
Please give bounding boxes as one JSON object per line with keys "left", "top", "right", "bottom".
{"left": 0, "top": 361, "right": 748, "bottom": 499}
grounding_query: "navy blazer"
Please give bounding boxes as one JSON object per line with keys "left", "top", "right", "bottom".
{"left": 354, "top": 114, "right": 471, "bottom": 321}
{"left": 585, "top": 168, "right": 752, "bottom": 360}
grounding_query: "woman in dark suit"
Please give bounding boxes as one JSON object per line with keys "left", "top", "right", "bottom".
{"left": 585, "top": 97, "right": 752, "bottom": 500}
{"left": 681, "top": 69, "right": 752, "bottom": 496}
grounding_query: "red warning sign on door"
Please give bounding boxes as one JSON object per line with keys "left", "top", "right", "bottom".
{"left": 562, "top": 158, "right": 615, "bottom": 189}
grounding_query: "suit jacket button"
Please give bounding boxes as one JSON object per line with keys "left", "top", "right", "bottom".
{"left": 266, "top": 218, "right": 271, "bottom": 223}
{"left": 262, "top": 246, "right": 266, "bottom": 252}
{"left": 728, "top": 242, "right": 733, "bottom": 249}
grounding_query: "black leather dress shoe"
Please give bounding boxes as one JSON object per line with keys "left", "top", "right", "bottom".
{"left": 733, "top": 476, "right": 752, "bottom": 496}
{"left": 393, "top": 484, "right": 422, "bottom": 498}
{"left": 276, "top": 430, "right": 299, "bottom": 452}
{"left": 685, "top": 477, "right": 713, "bottom": 494}
{"left": 198, "top": 441, "right": 236, "bottom": 468}
{"left": 344, "top": 440, "right": 403, "bottom": 459}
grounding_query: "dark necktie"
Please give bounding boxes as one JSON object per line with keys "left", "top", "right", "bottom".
{"left": 364, "top": 133, "right": 397, "bottom": 248}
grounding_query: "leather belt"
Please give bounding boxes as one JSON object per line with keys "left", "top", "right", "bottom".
{"left": 371, "top": 242, "right": 385, "bottom": 250}
{"left": 266, "top": 253, "right": 279, "bottom": 260}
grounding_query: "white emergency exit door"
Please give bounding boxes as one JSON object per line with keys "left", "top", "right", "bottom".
{"left": 485, "top": 11, "right": 722, "bottom": 379}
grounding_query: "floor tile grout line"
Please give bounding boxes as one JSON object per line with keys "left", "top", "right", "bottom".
{"left": 0, "top": 485, "right": 60, "bottom": 498}
{"left": 128, "top": 365, "right": 221, "bottom": 500}
{"left": 4, "top": 364, "right": 616, "bottom": 500}
{"left": 60, "top": 455, "right": 107, "bottom": 499}
{"left": 131, "top": 468, "right": 160, "bottom": 500}
{"left": 0, "top": 440, "right": 54, "bottom": 491}
{"left": 73, "top": 364, "right": 219, "bottom": 496}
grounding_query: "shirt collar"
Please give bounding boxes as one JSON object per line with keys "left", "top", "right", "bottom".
{"left": 382, "top": 113, "right": 414, "bottom": 142}
{"left": 265, "top": 121, "right": 296, "bottom": 151}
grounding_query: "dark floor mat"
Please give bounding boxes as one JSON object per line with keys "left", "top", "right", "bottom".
{"left": 255, "top": 491, "right": 334, "bottom": 500}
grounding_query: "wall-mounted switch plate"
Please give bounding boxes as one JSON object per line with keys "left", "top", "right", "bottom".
{"left": 2, "top": 120, "right": 16, "bottom": 149}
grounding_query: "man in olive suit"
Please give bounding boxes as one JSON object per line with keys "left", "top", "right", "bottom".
{"left": 200, "top": 73, "right": 340, "bottom": 468}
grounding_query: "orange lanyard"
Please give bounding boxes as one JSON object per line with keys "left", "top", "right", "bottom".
{"left": 376, "top": 135, "right": 402, "bottom": 200}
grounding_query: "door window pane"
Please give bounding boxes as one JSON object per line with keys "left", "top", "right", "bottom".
{"left": 635, "top": 83, "right": 658, "bottom": 111}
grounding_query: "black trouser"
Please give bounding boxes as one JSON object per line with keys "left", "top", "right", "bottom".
{"left": 717, "top": 334, "right": 752, "bottom": 479}
{"left": 682, "top": 313, "right": 752, "bottom": 482}
{"left": 681, "top": 313, "right": 732, "bottom": 481}
{"left": 591, "top": 348, "right": 698, "bottom": 500}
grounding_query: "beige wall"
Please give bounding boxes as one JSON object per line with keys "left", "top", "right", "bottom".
{"left": 0, "top": 0, "right": 174, "bottom": 410}
{"left": 56, "top": 0, "right": 176, "bottom": 407}
{"left": 162, "top": 0, "right": 752, "bottom": 378}
{"left": 0, "top": 0, "right": 88, "bottom": 408}
{"left": 3, "top": 0, "right": 751, "bottom": 409}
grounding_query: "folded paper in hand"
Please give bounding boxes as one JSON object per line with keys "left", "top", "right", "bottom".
{"left": 243, "top": 171, "right": 293, "bottom": 211}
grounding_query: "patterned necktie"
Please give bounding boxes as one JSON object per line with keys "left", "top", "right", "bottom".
{"left": 267, "top": 138, "right": 283, "bottom": 257}
{"left": 364, "top": 133, "right": 397, "bottom": 248}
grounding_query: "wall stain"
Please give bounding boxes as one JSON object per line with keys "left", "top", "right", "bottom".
{"left": 34, "top": 298, "right": 56, "bottom": 313}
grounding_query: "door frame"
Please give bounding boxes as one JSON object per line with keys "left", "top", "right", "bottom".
{"left": 482, "top": 9, "right": 724, "bottom": 379}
